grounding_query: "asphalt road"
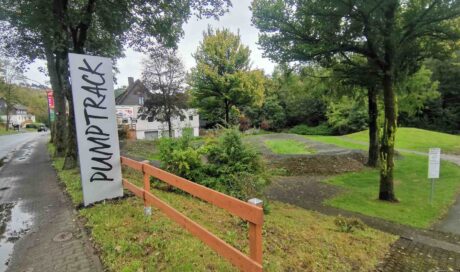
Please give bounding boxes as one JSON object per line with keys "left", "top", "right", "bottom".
{"left": 0, "top": 133, "right": 101, "bottom": 271}
{"left": 0, "top": 132, "right": 41, "bottom": 160}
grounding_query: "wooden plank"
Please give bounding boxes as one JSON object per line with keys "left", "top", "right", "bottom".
{"left": 143, "top": 164, "right": 264, "bottom": 225}
{"left": 122, "top": 179, "right": 144, "bottom": 198}
{"left": 143, "top": 189, "right": 263, "bottom": 272}
{"left": 121, "top": 156, "right": 143, "bottom": 171}
{"left": 249, "top": 222, "right": 263, "bottom": 264}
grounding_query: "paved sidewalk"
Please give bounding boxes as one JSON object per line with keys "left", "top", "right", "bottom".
{"left": 0, "top": 134, "right": 102, "bottom": 272}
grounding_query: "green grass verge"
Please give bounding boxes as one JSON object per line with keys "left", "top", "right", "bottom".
{"left": 47, "top": 144, "right": 395, "bottom": 271}
{"left": 324, "top": 154, "right": 460, "bottom": 228}
{"left": 0, "top": 126, "right": 19, "bottom": 135}
{"left": 265, "top": 139, "right": 315, "bottom": 155}
{"left": 346, "top": 128, "right": 460, "bottom": 154}
{"left": 304, "top": 135, "right": 368, "bottom": 151}
{"left": 122, "top": 140, "right": 161, "bottom": 161}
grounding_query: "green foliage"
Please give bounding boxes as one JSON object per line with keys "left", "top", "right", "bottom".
{"left": 289, "top": 124, "right": 333, "bottom": 136}
{"left": 158, "top": 129, "right": 270, "bottom": 202}
{"left": 190, "top": 28, "right": 265, "bottom": 126}
{"left": 398, "top": 66, "right": 440, "bottom": 117}
{"left": 205, "top": 129, "right": 270, "bottom": 200}
{"left": 158, "top": 134, "right": 206, "bottom": 183}
{"left": 326, "top": 97, "right": 368, "bottom": 135}
{"left": 334, "top": 216, "right": 366, "bottom": 233}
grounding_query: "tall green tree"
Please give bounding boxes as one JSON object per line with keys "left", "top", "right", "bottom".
{"left": 190, "top": 28, "right": 265, "bottom": 126}
{"left": 140, "top": 49, "right": 188, "bottom": 137}
{"left": 252, "top": 0, "right": 460, "bottom": 201}
{"left": 1, "top": 0, "right": 231, "bottom": 168}
{"left": 0, "top": 59, "right": 23, "bottom": 130}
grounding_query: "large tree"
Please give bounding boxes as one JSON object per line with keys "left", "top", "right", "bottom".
{"left": 140, "top": 49, "right": 188, "bottom": 137}
{"left": 252, "top": 0, "right": 460, "bottom": 201}
{"left": 190, "top": 27, "right": 265, "bottom": 126}
{"left": 1, "top": 0, "right": 231, "bottom": 168}
{"left": 0, "top": 59, "right": 23, "bottom": 130}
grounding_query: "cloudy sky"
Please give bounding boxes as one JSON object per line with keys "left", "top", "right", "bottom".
{"left": 24, "top": 1, "right": 276, "bottom": 88}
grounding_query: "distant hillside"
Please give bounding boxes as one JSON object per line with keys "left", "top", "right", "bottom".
{"left": 0, "top": 85, "right": 48, "bottom": 123}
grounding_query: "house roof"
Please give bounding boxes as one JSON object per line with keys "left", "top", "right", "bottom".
{"left": 115, "top": 79, "right": 149, "bottom": 105}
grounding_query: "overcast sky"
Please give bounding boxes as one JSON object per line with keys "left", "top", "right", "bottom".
{"left": 24, "top": 1, "right": 276, "bottom": 89}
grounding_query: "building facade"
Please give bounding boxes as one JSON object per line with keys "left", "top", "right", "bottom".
{"left": 115, "top": 77, "right": 199, "bottom": 140}
{"left": 0, "top": 98, "right": 36, "bottom": 127}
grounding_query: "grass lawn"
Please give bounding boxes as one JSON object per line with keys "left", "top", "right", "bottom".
{"left": 304, "top": 135, "right": 368, "bottom": 151}
{"left": 48, "top": 144, "right": 395, "bottom": 272}
{"left": 0, "top": 126, "right": 19, "bottom": 136}
{"left": 324, "top": 154, "right": 460, "bottom": 228}
{"left": 122, "top": 140, "right": 161, "bottom": 161}
{"left": 265, "top": 139, "right": 315, "bottom": 155}
{"left": 346, "top": 127, "right": 460, "bottom": 154}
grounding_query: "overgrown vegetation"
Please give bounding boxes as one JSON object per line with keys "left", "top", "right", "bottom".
{"left": 48, "top": 143, "right": 396, "bottom": 271}
{"left": 289, "top": 124, "right": 333, "bottom": 136}
{"left": 158, "top": 129, "right": 270, "bottom": 202}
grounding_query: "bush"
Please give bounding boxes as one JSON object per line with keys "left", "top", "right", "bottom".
{"left": 158, "top": 134, "right": 206, "bottom": 183}
{"left": 334, "top": 215, "right": 366, "bottom": 233}
{"left": 157, "top": 129, "right": 270, "bottom": 203}
{"left": 289, "top": 123, "right": 333, "bottom": 135}
{"left": 205, "top": 129, "right": 270, "bottom": 200}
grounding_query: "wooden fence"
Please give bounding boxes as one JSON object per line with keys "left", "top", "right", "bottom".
{"left": 120, "top": 156, "right": 264, "bottom": 272}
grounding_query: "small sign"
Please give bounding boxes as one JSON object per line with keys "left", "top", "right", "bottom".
{"left": 46, "top": 90, "right": 55, "bottom": 122}
{"left": 428, "top": 148, "right": 441, "bottom": 179}
{"left": 68, "top": 53, "right": 123, "bottom": 206}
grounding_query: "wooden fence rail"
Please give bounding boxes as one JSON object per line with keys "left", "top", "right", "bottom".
{"left": 120, "top": 156, "right": 264, "bottom": 272}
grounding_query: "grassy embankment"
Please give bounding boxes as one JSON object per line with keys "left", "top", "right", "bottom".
{"left": 0, "top": 124, "right": 18, "bottom": 135}
{"left": 48, "top": 144, "right": 395, "bottom": 272}
{"left": 304, "top": 128, "right": 460, "bottom": 228}
{"left": 265, "top": 139, "right": 315, "bottom": 155}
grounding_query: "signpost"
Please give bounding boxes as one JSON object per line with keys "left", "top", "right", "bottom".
{"left": 68, "top": 53, "right": 123, "bottom": 206}
{"left": 428, "top": 148, "right": 441, "bottom": 205}
{"left": 46, "top": 90, "right": 55, "bottom": 123}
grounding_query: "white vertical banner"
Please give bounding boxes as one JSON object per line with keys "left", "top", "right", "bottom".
{"left": 428, "top": 148, "right": 441, "bottom": 179}
{"left": 68, "top": 53, "right": 123, "bottom": 206}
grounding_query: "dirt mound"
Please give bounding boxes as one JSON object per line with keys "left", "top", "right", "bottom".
{"left": 269, "top": 151, "right": 367, "bottom": 175}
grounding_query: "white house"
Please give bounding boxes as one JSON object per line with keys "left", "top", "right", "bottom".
{"left": 115, "top": 77, "right": 199, "bottom": 140}
{"left": 0, "top": 98, "right": 36, "bottom": 127}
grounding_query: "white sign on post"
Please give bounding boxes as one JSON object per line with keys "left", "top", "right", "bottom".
{"left": 68, "top": 53, "right": 123, "bottom": 206}
{"left": 428, "top": 148, "right": 441, "bottom": 179}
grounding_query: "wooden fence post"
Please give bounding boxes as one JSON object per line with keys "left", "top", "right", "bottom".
{"left": 142, "top": 161, "right": 151, "bottom": 216}
{"left": 248, "top": 198, "right": 263, "bottom": 266}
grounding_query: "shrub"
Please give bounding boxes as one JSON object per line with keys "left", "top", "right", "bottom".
{"left": 158, "top": 129, "right": 270, "bottom": 205}
{"left": 205, "top": 129, "right": 270, "bottom": 200}
{"left": 158, "top": 134, "right": 205, "bottom": 183}
{"left": 289, "top": 123, "right": 333, "bottom": 135}
{"left": 260, "top": 119, "right": 270, "bottom": 130}
{"left": 334, "top": 215, "right": 366, "bottom": 233}
{"left": 239, "top": 115, "right": 251, "bottom": 132}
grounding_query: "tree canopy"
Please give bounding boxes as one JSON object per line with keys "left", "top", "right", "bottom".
{"left": 190, "top": 27, "right": 265, "bottom": 126}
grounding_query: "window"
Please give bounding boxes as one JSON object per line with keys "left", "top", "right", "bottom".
{"left": 189, "top": 115, "right": 193, "bottom": 121}
{"left": 147, "top": 116, "right": 154, "bottom": 122}
{"left": 138, "top": 96, "right": 144, "bottom": 105}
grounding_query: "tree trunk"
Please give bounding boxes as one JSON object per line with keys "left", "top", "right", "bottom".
{"left": 367, "top": 86, "right": 379, "bottom": 167}
{"left": 379, "top": 73, "right": 397, "bottom": 201}
{"left": 59, "top": 53, "right": 78, "bottom": 170}
{"left": 379, "top": 0, "right": 398, "bottom": 202}
{"left": 45, "top": 45, "right": 67, "bottom": 156}
{"left": 168, "top": 118, "right": 173, "bottom": 138}
{"left": 224, "top": 99, "right": 229, "bottom": 127}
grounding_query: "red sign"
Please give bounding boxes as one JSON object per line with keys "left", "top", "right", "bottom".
{"left": 46, "top": 90, "right": 54, "bottom": 109}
